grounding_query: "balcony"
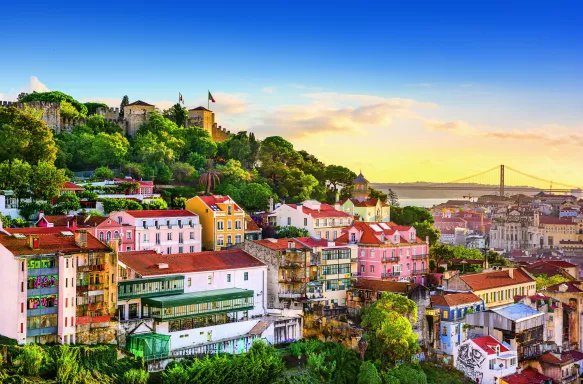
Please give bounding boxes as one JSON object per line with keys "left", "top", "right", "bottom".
{"left": 412, "top": 269, "right": 428, "bottom": 274}
{"left": 412, "top": 254, "right": 428, "bottom": 260}
{"left": 118, "top": 276, "right": 185, "bottom": 300}
{"left": 381, "top": 272, "right": 400, "bottom": 279}
{"left": 78, "top": 264, "right": 105, "bottom": 272}
{"left": 382, "top": 256, "right": 399, "bottom": 263}
{"left": 426, "top": 308, "right": 440, "bottom": 319}
{"left": 279, "top": 276, "right": 305, "bottom": 284}
{"left": 561, "top": 374, "right": 577, "bottom": 384}
{"left": 89, "top": 283, "right": 105, "bottom": 291}
{"left": 278, "top": 291, "right": 303, "bottom": 299}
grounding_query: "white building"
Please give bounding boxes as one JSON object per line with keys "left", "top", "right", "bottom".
{"left": 117, "top": 248, "right": 302, "bottom": 358}
{"left": 270, "top": 200, "right": 353, "bottom": 240}
{"left": 110, "top": 210, "right": 202, "bottom": 255}
{"left": 454, "top": 336, "right": 518, "bottom": 384}
{"left": 0, "top": 190, "right": 21, "bottom": 219}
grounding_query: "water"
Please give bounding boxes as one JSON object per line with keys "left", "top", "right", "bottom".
{"left": 397, "top": 198, "right": 451, "bottom": 208}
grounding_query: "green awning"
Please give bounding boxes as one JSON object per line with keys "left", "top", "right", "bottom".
{"left": 142, "top": 288, "right": 254, "bottom": 308}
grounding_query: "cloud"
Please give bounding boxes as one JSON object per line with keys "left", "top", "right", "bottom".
{"left": 194, "top": 92, "right": 249, "bottom": 115}
{"left": 288, "top": 83, "right": 322, "bottom": 91}
{"left": 261, "top": 87, "right": 276, "bottom": 93}
{"left": 409, "top": 83, "right": 432, "bottom": 88}
{"left": 422, "top": 119, "right": 479, "bottom": 136}
{"left": 28, "top": 76, "right": 50, "bottom": 93}
{"left": 303, "top": 92, "right": 437, "bottom": 109}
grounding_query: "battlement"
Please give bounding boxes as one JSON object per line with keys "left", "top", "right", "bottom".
{"left": 96, "top": 106, "right": 120, "bottom": 114}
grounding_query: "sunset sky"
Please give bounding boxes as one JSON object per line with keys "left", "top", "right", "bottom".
{"left": 1, "top": 1, "right": 582, "bottom": 186}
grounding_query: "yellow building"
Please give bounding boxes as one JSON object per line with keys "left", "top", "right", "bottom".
{"left": 442, "top": 268, "right": 536, "bottom": 308}
{"left": 185, "top": 195, "right": 246, "bottom": 250}
{"left": 123, "top": 100, "right": 155, "bottom": 116}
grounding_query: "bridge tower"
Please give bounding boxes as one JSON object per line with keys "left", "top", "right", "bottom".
{"left": 499, "top": 165, "right": 505, "bottom": 197}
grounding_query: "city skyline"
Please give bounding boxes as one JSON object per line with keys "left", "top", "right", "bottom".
{"left": 1, "top": 1, "right": 582, "bottom": 184}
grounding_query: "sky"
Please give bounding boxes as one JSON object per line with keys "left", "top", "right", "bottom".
{"left": 1, "top": 1, "right": 582, "bottom": 186}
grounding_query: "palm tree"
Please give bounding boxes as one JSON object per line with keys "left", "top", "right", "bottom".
{"left": 198, "top": 159, "right": 223, "bottom": 194}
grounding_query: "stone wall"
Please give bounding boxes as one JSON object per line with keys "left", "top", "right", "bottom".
{"left": 75, "top": 321, "right": 118, "bottom": 345}
{"left": 96, "top": 107, "right": 120, "bottom": 120}
{"left": 237, "top": 242, "right": 282, "bottom": 309}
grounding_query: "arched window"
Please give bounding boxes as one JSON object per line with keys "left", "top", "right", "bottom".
{"left": 114, "top": 231, "right": 119, "bottom": 239}
{"left": 106, "top": 232, "right": 111, "bottom": 242}
{"left": 99, "top": 232, "right": 104, "bottom": 241}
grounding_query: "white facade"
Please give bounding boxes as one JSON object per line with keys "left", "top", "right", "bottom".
{"left": 454, "top": 336, "right": 518, "bottom": 384}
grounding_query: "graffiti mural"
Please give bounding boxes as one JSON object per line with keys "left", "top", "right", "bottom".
{"left": 27, "top": 294, "right": 58, "bottom": 310}
{"left": 455, "top": 343, "right": 486, "bottom": 383}
{"left": 27, "top": 275, "right": 58, "bottom": 289}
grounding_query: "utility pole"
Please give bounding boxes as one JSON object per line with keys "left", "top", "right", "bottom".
{"left": 500, "top": 165, "right": 505, "bottom": 198}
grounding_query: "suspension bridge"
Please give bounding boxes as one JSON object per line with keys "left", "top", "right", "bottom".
{"left": 378, "top": 165, "right": 583, "bottom": 197}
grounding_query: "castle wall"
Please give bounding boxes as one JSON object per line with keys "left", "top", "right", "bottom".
{"left": 95, "top": 107, "right": 120, "bottom": 120}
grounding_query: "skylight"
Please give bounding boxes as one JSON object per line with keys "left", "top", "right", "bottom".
{"left": 370, "top": 224, "right": 383, "bottom": 232}
{"left": 60, "top": 231, "right": 74, "bottom": 236}
{"left": 379, "top": 223, "right": 390, "bottom": 230}
{"left": 12, "top": 234, "right": 25, "bottom": 239}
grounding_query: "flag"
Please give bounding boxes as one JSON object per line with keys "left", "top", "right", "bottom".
{"left": 208, "top": 91, "right": 216, "bottom": 103}
{"left": 179, "top": 92, "right": 184, "bottom": 104}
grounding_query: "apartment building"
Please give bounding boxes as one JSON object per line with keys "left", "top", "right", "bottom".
{"left": 0, "top": 226, "right": 117, "bottom": 345}
{"left": 338, "top": 198, "right": 391, "bottom": 223}
{"left": 442, "top": 268, "right": 536, "bottom": 308}
{"left": 110, "top": 210, "right": 201, "bottom": 254}
{"left": 186, "top": 195, "right": 246, "bottom": 250}
{"left": 270, "top": 200, "right": 352, "bottom": 240}
{"left": 116, "top": 249, "right": 302, "bottom": 359}
{"left": 336, "top": 221, "right": 430, "bottom": 284}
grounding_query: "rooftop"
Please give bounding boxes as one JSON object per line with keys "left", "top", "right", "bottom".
{"left": 286, "top": 203, "right": 351, "bottom": 219}
{"left": 0, "top": 228, "right": 109, "bottom": 256}
{"left": 252, "top": 238, "right": 307, "bottom": 251}
{"left": 196, "top": 195, "right": 243, "bottom": 213}
{"left": 539, "top": 351, "right": 573, "bottom": 365}
{"left": 430, "top": 292, "right": 482, "bottom": 307}
{"left": 353, "top": 173, "right": 369, "bottom": 184}
{"left": 118, "top": 249, "right": 265, "bottom": 276}
{"left": 123, "top": 210, "right": 198, "bottom": 218}
{"left": 125, "top": 100, "right": 154, "bottom": 107}
{"left": 353, "top": 279, "right": 421, "bottom": 293}
{"left": 491, "top": 303, "right": 543, "bottom": 322}
{"left": 470, "top": 335, "right": 510, "bottom": 355}
{"left": 501, "top": 367, "right": 552, "bottom": 384}
{"left": 336, "top": 221, "right": 423, "bottom": 245}
{"left": 459, "top": 268, "right": 534, "bottom": 291}
{"left": 141, "top": 288, "right": 253, "bottom": 307}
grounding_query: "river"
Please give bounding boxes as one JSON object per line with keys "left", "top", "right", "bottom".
{"left": 397, "top": 198, "right": 454, "bottom": 208}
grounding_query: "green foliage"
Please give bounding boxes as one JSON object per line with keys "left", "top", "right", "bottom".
{"left": 19, "top": 91, "right": 88, "bottom": 115}
{"left": 15, "top": 344, "right": 47, "bottom": 377}
{"left": 163, "top": 103, "right": 189, "bottom": 127}
{"left": 359, "top": 361, "right": 382, "bottom": 384}
{"left": 0, "top": 106, "right": 58, "bottom": 165}
{"left": 19, "top": 200, "right": 55, "bottom": 220}
{"left": 535, "top": 274, "right": 568, "bottom": 290}
{"left": 94, "top": 166, "right": 115, "bottom": 180}
{"left": 361, "top": 292, "right": 420, "bottom": 366}
{"left": 101, "top": 198, "right": 143, "bottom": 213}
{"left": 0, "top": 159, "right": 32, "bottom": 198}
{"left": 369, "top": 188, "right": 388, "bottom": 203}
{"left": 172, "top": 161, "right": 196, "bottom": 182}
{"left": 120, "top": 369, "right": 150, "bottom": 384}
{"left": 30, "top": 161, "right": 69, "bottom": 200}
{"left": 142, "top": 198, "right": 168, "bottom": 210}
{"left": 173, "top": 197, "right": 187, "bottom": 208}
{"left": 186, "top": 152, "right": 207, "bottom": 170}
{"left": 429, "top": 245, "right": 485, "bottom": 264}
{"left": 85, "top": 114, "right": 123, "bottom": 134}
{"left": 61, "top": 100, "right": 86, "bottom": 119}
{"left": 413, "top": 221, "right": 440, "bottom": 246}
{"left": 388, "top": 189, "right": 399, "bottom": 206}
{"left": 120, "top": 95, "right": 129, "bottom": 118}
{"left": 429, "top": 260, "right": 436, "bottom": 272}
{"left": 90, "top": 132, "right": 130, "bottom": 167}
{"left": 240, "top": 183, "right": 272, "bottom": 211}
{"left": 420, "top": 363, "right": 466, "bottom": 384}
{"left": 391, "top": 206, "right": 434, "bottom": 226}
{"left": 325, "top": 165, "right": 357, "bottom": 193}
{"left": 385, "top": 364, "right": 428, "bottom": 384}
{"left": 83, "top": 102, "right": 109, "bottom": 115}
{"left": 277, "top": 226, "right": 310, "bottom": 238}
{"left": 55, "top": 192, "right": 81, "bottom": 214}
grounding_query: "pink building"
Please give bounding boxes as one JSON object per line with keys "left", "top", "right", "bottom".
{"left": 37, "top": 215, "right": 137, "bottom": 252}
{"left": 109, "top": 210, "right": 201, "bottom": 254}
{"left": 336, "top": 221, "right": 429, "bottom": 285}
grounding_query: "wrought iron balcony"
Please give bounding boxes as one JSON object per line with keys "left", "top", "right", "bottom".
{"left": 382, "top": 256, "right": 399, "bottom": 263}
{"left": 381, "top": 272, "right": 401, "bottom": 279}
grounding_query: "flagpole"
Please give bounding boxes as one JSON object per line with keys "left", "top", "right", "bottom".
{"left": 208, "top": 90, "right": 209, "bottom": 110}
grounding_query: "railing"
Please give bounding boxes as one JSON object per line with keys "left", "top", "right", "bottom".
{"left": 382, "top": 257, "right": 399, "bottom": 263}
{"left": 381, "top": 272, "right": 400, "bottom": 279}
{"left": 561, "top": 374, "right": 577, "bottom": 383}
{"left": 425, "top": 308, "right": 440, "bottom": 318}
{"left": 278, "top": 292, "right": 303, "bottom": 299}
{"left": 412, "top": 254, "right": 428, "bottom": 260}
{"left": 89, "top": 283, "right": 105, "bottom": 290}
{"left": 78, "top": 264, "right": 105, "bottom": 272}
{"left": 279, "top": 277, "right": 304, "bottom": 283}
{"left": 412, "top": 269, "right": 428, "bottom": 274}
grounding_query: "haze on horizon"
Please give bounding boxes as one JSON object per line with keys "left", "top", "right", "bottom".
{"left": 1, "top": 1, "right": 581, "bottom": 185}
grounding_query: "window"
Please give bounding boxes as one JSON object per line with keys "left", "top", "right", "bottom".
{"left": 227, "top": 220, "right": 232, "bottom": 230}
{"left": 188, "top": 277, "right": 192, "bottom": 287}
{"left": 244, "top": 272, "right": 249, "bottom": 281}
{"left": 190, "top": 246, "right": 194, "bottom": 252}
{"left": 235, "top": 235, "right": 242, "bottom": 244}
{"left": 304, "top": 218, "right": 308, "bottom": 226}
{"left": 66, "top": 259, "right": 69, "bottom": 268}
{"left": 325, "top": 231, "right": 329, "bottom": 239}
{"left": 143, "top": 234, "right": 149, "bottom": 243}
{"left": 489, "top": 360, "right": 495, "bottom": 370}
{"left": 167, "top": 233, "right": 172, "bottom": 241}
{"left": 114, "top": 231, "right": 119, "bottom": 239}
{"left": 167, "top": 247, "right": 172, "bottom": 254}
{"left": 351, "top": 233, "right": 356, "bottom": 242}
{"left": 207, "top": 275, "right": 212, "bottom": 285}
{"left": 142, "top": 220, "right": 147, "bottom": 229}
{"left": 179, "top": 246, "right": 184, "bottom": 253}
{"left": 155, "top": 233, "right": 160, "bottom": 244}
{"left": 441, "top": 326, "right": 447, "bottom": 336}
{"left": 227, "top": 235, "right": 232, "bottom": 245}
{"left": 190, "top": 232, "right": 195, "bottom": 239}
{"left": 217, "top": 236, "right": 224, "bottom": 246}
{"left": 179, "top": 233, "right": 184, "bottom": 243}
{"left": 235, "top": 220, "right": 242, "bottom": 230}
{"left": 287, "top": 217, "right": 292, "bottom": 225}
{"left": 370, "top": 249, "right": 375, "bottom": 258}
{"left": 227, "top": 274, "right": 231, "bottom": 282}
{"left": 126, "top": 246, "right": 131, "bottom": 251}
{"left": 228, "top": 205, "right": 232, "bottom": 215}
{"left": 315, "top": 219, "right": 319, "bottom": 227}
{"left": 333, "top": 231, "right": 337, "bottom": 240}
{"left": 218, "top": 221, "right": 224, "bottom": 230}
{"left": 99, "top": 232, "right": 104, "bottom": 241}
{"left": 360, "top": 265, "right": 365, "bottom": 273}
{"left": 126, "top": 231, "right": 132, "bottom": 240}
{"left": 370, "top": 265, "right": 375, "bottom": 273}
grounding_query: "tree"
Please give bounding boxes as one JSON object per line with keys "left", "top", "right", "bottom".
{"left": 55, "top": 192, "right": 81, "bottom": 214}
{"left": 392, "top": 206, "right": 433, "bottom": 226}
{"left": 86, "top": 115, "right": 123, "bottom": 134}
{"left": 17, "top": 92, "right": 29, "bottom": 101}
{"left": 535, "top": 274, "right": 568, "bottom": 290}
{"left": 217, "top": 159, "right": 251, "bottom": 182}
{"left": 173, "top": 197, "right": 187, "bottom": 208}
{"left": 358, "top": 361, "right": 381, "bottom": 384}
{"left": 186, "top": 152, "right": 207, "bottom": 170}
{"left": 143, "top": 198, "right": 168, "bottom": 210}
{"left": 29, "top": 161, "right": 68, "bottom": 201}
{"left": 171, "top": 162, "right": 196, "bottom": 183}
{"left": 386, "top": 364, "right": 427, "bottom": 384}
{"left": 413, "top": 221, "right": 440, "bottom": 246}
{"left": 277, "top": 226, "right": 310, "bottom": 238}
{"left": 0, "top": 106, "right": 58, "bottom": 165}
{"left": 163, "top": 103, "right": 188, "bottom": 127}
{"left": 120, "top": 95, "right": 129, "bottom": 118}
{"left": 429, "top": 260, "right": 437, "bottom": 272}
{"left": 19, "top": 91, "right": 88, "bottom": 115}
{"left": 90, "top": 132, "right": 129, "bottom": 167}
{"left": 0, "top": 159, "right": 32, "bottom": 199}
{"left": 325, "top": 165, "right": 356, "bottom": 194}
{"left": 240, "top": 183, "right": 273, "bottom": 211}
{"left": 94, "top": 166, "right": 115, "bottom": 180}
{"left": 83, "top": 102, "right": 109, "bottom": 115}
{"left": 368, "top": 188, "right": 388, "bottom": 203}
{"left": 388, "top": 189, "right": 399, "bottom": 206}
{"left": 198, "top": 160, "right": 223, "bottom": 194}
{"left": 361, "top": 292, "right": 420, "bottom": 366}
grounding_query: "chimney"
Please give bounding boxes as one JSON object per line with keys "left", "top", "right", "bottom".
{"left": 75, "top": 230, "right": 88, "bottom": 248}
{"left": 508, "top": 268, "right": 514, "bottom": 278}
{"left": 296, "top": 203, "right": 303, "bottom": 211}
{"left": 269, "top": 197, "right": 274, "bottom": 212}
{"left": 28, "top": 235, "right": 40, "bottom": 250}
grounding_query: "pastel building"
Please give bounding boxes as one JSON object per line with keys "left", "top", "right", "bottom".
{"left": 270, "top": 200, "right": 353, "bottom": 240}
{"left": 454, "top": 336, "right": 518, "bottom": 384}
{"left": 0, "top": 226, "right": 117, "bottom": 345}
{"left": 338, "top": 198, "right": 391, "bottom": 223}
{"left": 430, "top": 292, "right": 484, "bottom": 355}
{"left": 109, "top": 210, "right": 201, "bottom": 255}
{"left": 335, "top": 221, "right": 430, "bottom": 284}
{"left": 116, "top": 249, "right": 302, "bottom": 359}
{"left": 186, "top": 195, "right": 246, "bottom": 250}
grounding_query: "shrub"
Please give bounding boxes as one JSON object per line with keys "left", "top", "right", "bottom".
{"left": 16, "top": 344, "right": 47, "bottom": 377}
{"left": 120, "top": 369, "right": 149, "bottom": 384}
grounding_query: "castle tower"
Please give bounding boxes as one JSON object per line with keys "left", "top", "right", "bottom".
{"left": 188, "top": 106, "right": 215, "bottom": 136}
{"left": 353, "top": 172, "right": 370, "bottom": 202}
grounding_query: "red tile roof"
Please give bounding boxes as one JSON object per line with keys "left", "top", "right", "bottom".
{"left": 61, "top": 181, "right": 85, "bottom": 191}
{"left": 0, "top": 229, "right": 109, "bottom": 256}
{"left": 430, "top": 292, "right": 482, "bottom": 307}
{"left": 245, "top": 216, "right": 261, "bottom": 232}
{"left": 124, "top": 210, "right": 197, "bottom": 218}
{"left": 119, "top": 249, "right": 265, "bottom": 276}
{"left": 524, "top": 260, "right": 577, "bottom": 278}
{"left": 539, "top": 352, "right": 573, "bottom": 365}
{"left": 38, "top": 215, "right": 77, "bottom": 227}
{"left": 295, "top": 237, "right": 350, "bottom": 248}
{"left": 562, "top": 350, "right": 583, "bottom": 361}
{"left": 501, "top": 367, "right": 552, "bottom": 384}
{"left": 197, "top": 195, "right": 243, "bottom": 212}
{"left": 126, "top": 100, "right": 154, "bottom": 107}
{"left": 470, "top": 335, "right": 509, "bottom": 355}
{"left": 459, "top": 269, "right": 535, "bottom": 291}
{"left": 286, "top": 203, "right": 351, "bottom": 219}
{"left": 354, "top": 198, "right": 389, "bottom": 208}
{"left": 353, "top": 279, "right": 420, "bottom": 293}
{"left": 546, "top": 282, "right": 583, "bottom": 292}
{"left": 336, "top": 221, "right": 422, "bottom": 246}
{"left": 539, "top": 217, "right": 576, "bottom": 226}
{"left": 252, "top": 238, "right": 306, "bottom": 250}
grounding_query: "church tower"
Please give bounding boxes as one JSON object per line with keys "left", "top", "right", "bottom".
{"left": 353, "top": 172, "right": 370, "bottom": 202}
